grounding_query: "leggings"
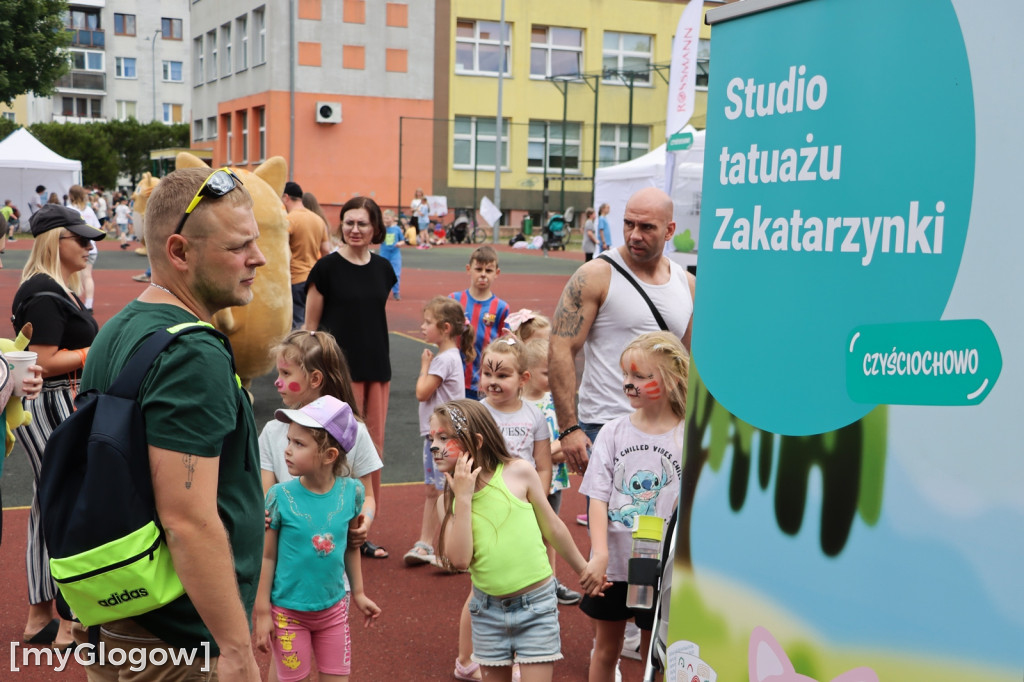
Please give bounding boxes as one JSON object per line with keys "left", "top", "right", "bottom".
{"left": 16, "top": 378, "right": 77, "bottom": 604}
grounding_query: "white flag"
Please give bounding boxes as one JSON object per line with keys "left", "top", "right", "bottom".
{"left": 479, "top": 196, "right": 502, "bottom": 227}
{"left": 666, "top": 0, "right": 704, "bottom": 139}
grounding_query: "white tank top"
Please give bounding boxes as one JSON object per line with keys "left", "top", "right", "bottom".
{"left": 578, "top": 249, "right": 693, "bottom": 424}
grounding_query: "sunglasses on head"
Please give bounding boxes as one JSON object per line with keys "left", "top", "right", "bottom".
{"left": 174, "top": 167, "right": 243, "bottom": 235}
{"left": 60, "top": 234, "right": 93, "bottom": 248}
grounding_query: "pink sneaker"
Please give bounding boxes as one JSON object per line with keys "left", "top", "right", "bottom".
{"left": 576, "top": 513, "right": 588, "bottom": 526}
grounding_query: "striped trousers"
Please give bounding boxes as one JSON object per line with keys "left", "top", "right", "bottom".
{"left": 14, "top": 377, "right": 77, "bottom": 605}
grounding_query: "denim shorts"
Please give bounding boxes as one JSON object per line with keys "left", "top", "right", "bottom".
{"left": 469, "top": 579, "right": 562, "bottom": 666}
{"left": 422, "top": 436, "right": 446, "bottom": 490}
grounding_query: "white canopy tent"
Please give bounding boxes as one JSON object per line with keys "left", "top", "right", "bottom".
{"left": 0, "top": 128, "right": 83, "bottom": 217}
{"left": 593, "top": 126, "right": 705, "bottom": 265}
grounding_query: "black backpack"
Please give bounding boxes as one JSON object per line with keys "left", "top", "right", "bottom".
{"left": 38, "top": 322, "right": 232, "bottom": 626}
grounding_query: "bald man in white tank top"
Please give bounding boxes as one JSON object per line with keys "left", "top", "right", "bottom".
{"left": 549, "top": 187, "right": 695, "bottom": 474}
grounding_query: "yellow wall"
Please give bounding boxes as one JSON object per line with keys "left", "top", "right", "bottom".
{"left": 0, "top": 95, "right": 30, "bottom": 125}
{"left": 447, "top": 0, "right": 714, "bottom": 196}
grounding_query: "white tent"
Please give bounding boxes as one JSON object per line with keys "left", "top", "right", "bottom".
{"left": 0, "top": 128, "right": 83, "bottom": 217}
{"left": 593, "top": 126, "right": 705, "bottom": 266}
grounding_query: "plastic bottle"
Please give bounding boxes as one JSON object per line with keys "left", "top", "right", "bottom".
{"left": 625, "top": 515, "right": 663, "bottom": 609}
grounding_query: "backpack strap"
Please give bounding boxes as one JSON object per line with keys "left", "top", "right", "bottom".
{"left": 597, "top": 254, "right": 670, "bottom": 332}
{"left": 12, "top": 291, "right": 83, "bottom": 330}
{"left": 107, "top": 322, "right": 234, "bottom": 400}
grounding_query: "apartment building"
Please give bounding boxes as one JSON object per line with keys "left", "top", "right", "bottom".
{"left": 1, "top": 0, "right": 191, "bottom": 125}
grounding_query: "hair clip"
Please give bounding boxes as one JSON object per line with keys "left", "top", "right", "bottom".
{"left": 505, "top": 308, "right": 536, "bottom": 332}
{"left": 464, "top": 316, "right": 472, "bottom": 328}
{"left": 445, "top": 404, "right": 469, "bottom": 435}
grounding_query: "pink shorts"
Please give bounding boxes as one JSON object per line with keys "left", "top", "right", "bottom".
{"left": 271, "top": 599, "right": 351, "bottom": 681}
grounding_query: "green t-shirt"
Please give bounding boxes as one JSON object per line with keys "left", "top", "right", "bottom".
{"left": 80, "top": 301, "right": 264, "bottom": 655}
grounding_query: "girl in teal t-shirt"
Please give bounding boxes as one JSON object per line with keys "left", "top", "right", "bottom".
{"left": 255, "top": 396, "right": 381, "bottom": 682}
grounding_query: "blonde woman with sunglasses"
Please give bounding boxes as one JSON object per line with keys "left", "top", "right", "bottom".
{"left": 11, "top": 204, "right": 106, "bottom": 651}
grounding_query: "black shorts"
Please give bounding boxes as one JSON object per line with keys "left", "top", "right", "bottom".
{"left": 579, "top": 581, "right": 656, "bottom": 630}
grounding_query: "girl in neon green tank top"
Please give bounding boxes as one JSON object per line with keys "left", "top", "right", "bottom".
{"left": 433, "top": 400, "right": 610, "bottom": 681}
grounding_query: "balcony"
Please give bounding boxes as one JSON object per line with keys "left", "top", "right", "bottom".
{"left": 67, "top": 28, "right": 105, "bottom": 48}
{"left": 55, "top": 71, "right": 106, "bottom": 92}
{"left": 53, "top": 115, "right": 108, "bottom": 124}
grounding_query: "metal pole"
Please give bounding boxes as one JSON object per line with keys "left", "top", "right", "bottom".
{"left": 627, "top": 73, "right": 635, "bottom": 160}
{"left": 560, "top": 81, "right": 567, "bottom": 212}
{"left": 288, "top": 0, "right": 296, "bottom": 179}
{"left": 151, "top": 30, "right": 160, "bottom": 122}
{"left": 397, "top": 116, "right": 403, "bottom": 220}
{"left": 592, "top": 77, "right": 599, "bottom": 200}
{"left": 493, "top": 0, "right": 506, "bottom": 243}
{"left": 542, "top": 122, "right": 549, "bottom": 222}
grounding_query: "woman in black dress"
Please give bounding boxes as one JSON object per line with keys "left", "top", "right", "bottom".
{"left": 12, "top": 204, "right": 105, "bottom": 649}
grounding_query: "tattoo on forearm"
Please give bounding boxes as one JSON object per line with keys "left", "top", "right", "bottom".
{"left": 182, "top": 455, "right": 195, "bottom": 490}
{"left": 553, "top": 272, "right": 586, "bottom": 338}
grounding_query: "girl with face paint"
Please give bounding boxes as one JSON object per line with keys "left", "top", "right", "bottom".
{"left": 432, "top": 400, "right": 610, "bottom": 682}
{"left": 577, "top": 331, "right": 689, "bottom": 682}
{"left": 258, "top": 330, "right": 383, "bottom": 560}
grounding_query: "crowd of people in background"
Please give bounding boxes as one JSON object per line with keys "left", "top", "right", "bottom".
{"left": 7, "top": 174, "right": 693, "bottom": 681}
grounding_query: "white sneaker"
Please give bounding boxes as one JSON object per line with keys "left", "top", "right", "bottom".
{"left": 590, "top": 645, "right": 623, "bottom": 682}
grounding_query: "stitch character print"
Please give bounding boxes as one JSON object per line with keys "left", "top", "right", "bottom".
{"left": 608, "top": 455, "right": 676, "bottom": 528}
{"left": 749, "top": 627, "right": 878, "bottom": 682}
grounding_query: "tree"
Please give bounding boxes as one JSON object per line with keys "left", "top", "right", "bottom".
{"left": 0, "top": 117, "right": 19, "bottom": 141}
{"left": 0, "top": 0, "right": 71, "bottom": 105}
{"left": 676, "top": 363, "right": 887, "bottom": 567}
{"left": 29, "top": 121, "right": 119, "bottom": 188}
{"left": 106, "top": 119, "right": 190, "bottom": 186}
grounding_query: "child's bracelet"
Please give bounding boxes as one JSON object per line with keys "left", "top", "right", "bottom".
{"left": 558, "top": 424, "right": 582, "bottom": 441}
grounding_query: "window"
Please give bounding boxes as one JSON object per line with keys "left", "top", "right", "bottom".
{"left": 254, "top": 8, "right": 266, "bottom": 64}
{"left": 193, "top": 119, "right": 204, "bottom": 141}
{"left": 527, "top": 121, "right": 582, "bottom": 172}
{"left": 68, "top": 8, "right": 100, "bottom": 30}
{"left": 207, "top": 30, "right": 218, "bottom": 81}
{"left": 239, "top": 111, "right": 249, "bottom": 163}
{"left": 116, "top": 100, "right": 137, "bottom": 120}
{"left": 257, "top": 107, "right": 266, "bottom": 161}
{"left": 70, "top": 50, "right": 104, "bottom": 71}
{"left": 236, "top": 15, "right": 248, "bottom": 70}
{"left": 114, "top": 13, "right": 136, "bottom": 36}
{"left": 221, "top": 23, "right": 232, "bottom": 76}
{"left": 599, "top": 124, "right": 650, "bottom": 166}
{"left": 162, "top": 60, "right": 183, "bottom": 82}
{"left": 455, "top": 20, "right": 510, "bottom": 76}
{"left": 1, "top": 111, "right": 15, "bottom": 122}
{"left": 115, "top": 57, "right": 137, "bottom": 79}
{"left": 697, "top": 38, "right": 710, "bottom": 89}
{"left": 453, "top": 116, "right": 510, "bottom": 170}
{"left": 207, "top": 116, "right": 218, "bottom": 140}
{"left": 162, "top": 103, "right": 183, "bottom": 125}
{"left": 62, "top": 97, "right": 102, "bottom": 118}
{"left": 530, "top": 26, "right": 582, "bottom": 79}
{"left": 162, "top": 18, "right": 183, "bottom": 40}
{"left": 193, "top": 37, "right": 204, "bottom": 83}
{"left": 603, "top": 32, "right": 653, "bottom": 84}
{"left": 224, "top": 115, "right": 233, "bottom": 164}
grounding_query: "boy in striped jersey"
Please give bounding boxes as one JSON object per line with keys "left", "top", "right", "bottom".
{"left": 449, "top": 246, "right": 510, "bottom": 399}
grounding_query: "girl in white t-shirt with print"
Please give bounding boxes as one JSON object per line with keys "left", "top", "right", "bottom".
{"left": 578, "top": 331, "right": 688, "bottom": 682}
{"left": 404, "top": 296, "right": 474, "bottom": 566}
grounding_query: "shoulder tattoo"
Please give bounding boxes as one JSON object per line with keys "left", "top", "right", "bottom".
{"left": 553, "top": 271, "right": 587, "bottom": 338}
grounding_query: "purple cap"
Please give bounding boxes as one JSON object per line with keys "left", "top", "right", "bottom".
{"left": 275, "top": 396, "right": 357, "bottom": 453}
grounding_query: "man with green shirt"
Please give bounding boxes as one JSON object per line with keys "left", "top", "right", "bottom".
{"left": 77, "top": 167, "right": 267, "bottom": 681}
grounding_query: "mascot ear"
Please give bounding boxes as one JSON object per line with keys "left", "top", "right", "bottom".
{"left": 661, "top": 456, "right": 675, "bottom": 486}
{"left": 252, "top": 156, "right": 287, "bottom": 197}
{"left": 175, "top": 152, "right": 208, "bottom": 169}
{"left": 612, "top": 463, "right": 625, "bottom": 495}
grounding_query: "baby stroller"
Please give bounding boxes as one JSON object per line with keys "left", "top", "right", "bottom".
{"left": 447, "top": 212, "right": 470, "bottom": 244}
{"left": 542, "top": 207, "right": 574, "bottom": 252}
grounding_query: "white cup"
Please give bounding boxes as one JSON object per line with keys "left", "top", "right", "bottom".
{"left": 6, "top": 351, "right": 39, "bottom": 397}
